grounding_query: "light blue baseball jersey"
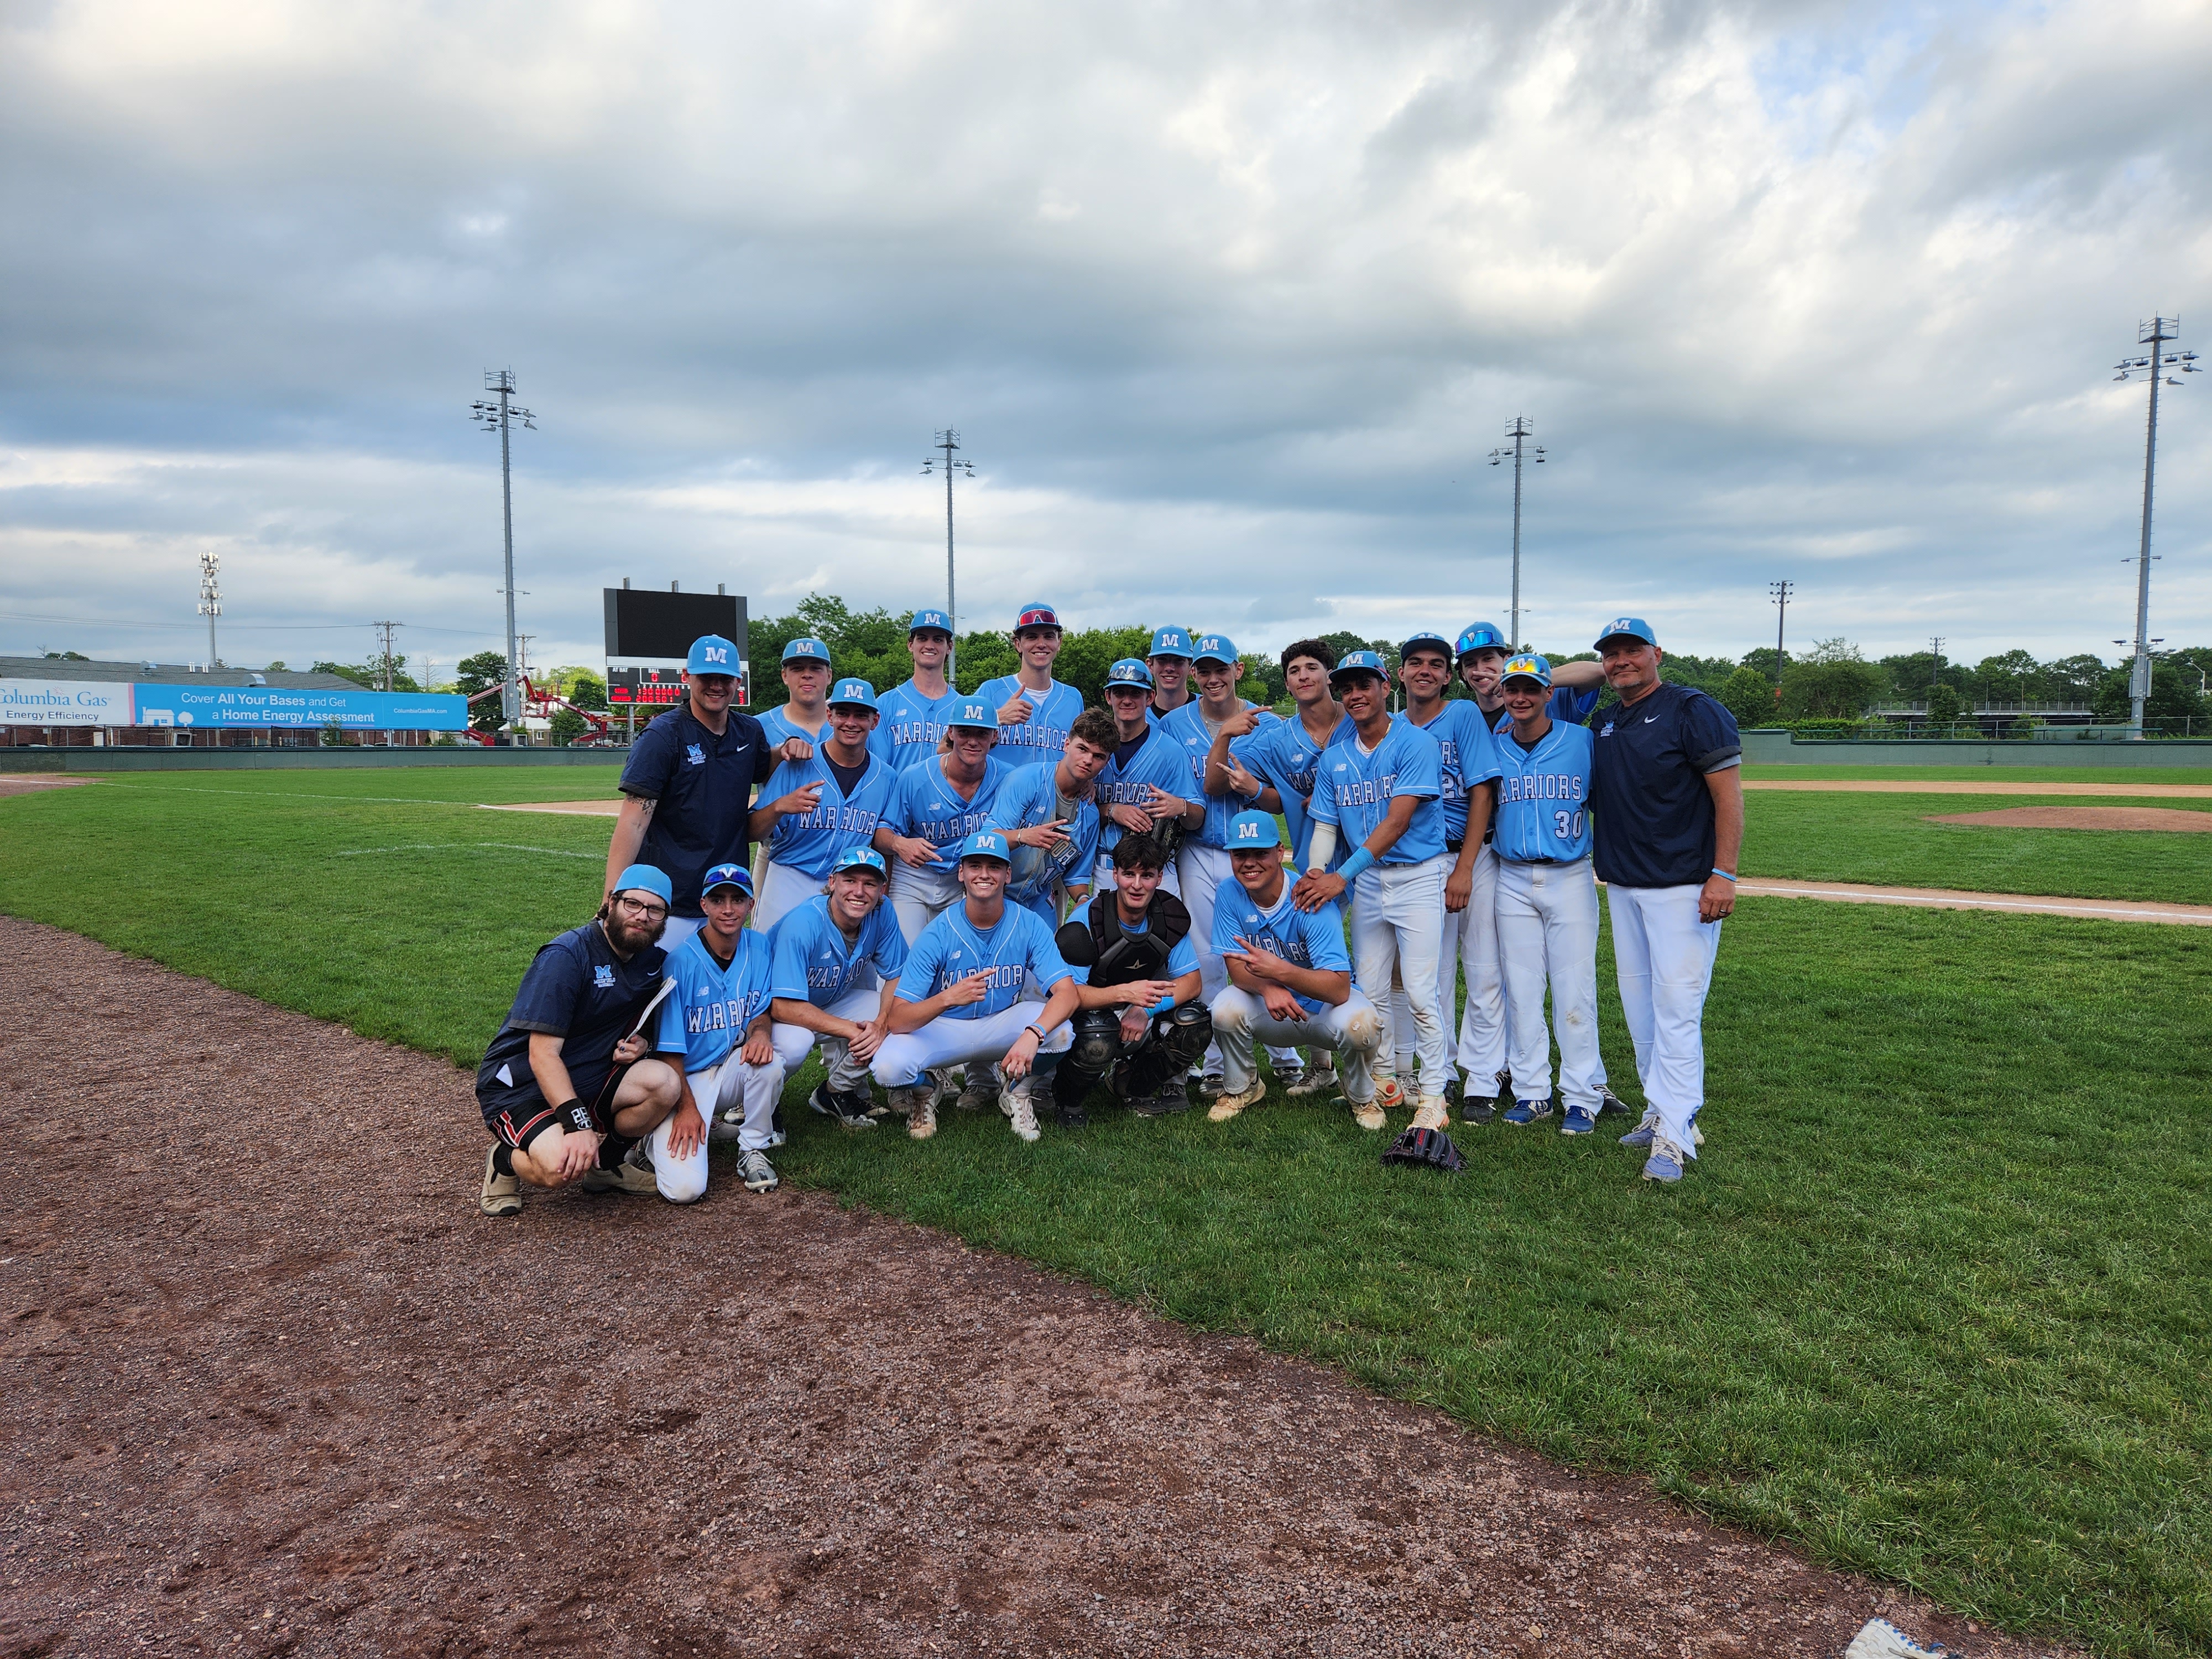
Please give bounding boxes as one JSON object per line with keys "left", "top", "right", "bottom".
{"left": 986, "top": 761, "right": 1101, "bottom": 907}
{"left": 1161, "top": 700, "right": 1279, "bottom": 849}
{"left": 881, "top": 755, "right": 1012, "bottom": 877}
{"left": 1230, "top": 711, "right": 1353, "bottom": 869}
{"left": 655, "top": 927, "right": 776, "bottom": 1073}
{"left": 758, "top": 750, "right": 900, "bottom": 878}
{"left": 1065, "top": 895, "right": 1199, "bottom": 1011}
{"left": 974, "top": 675, "right": 1084, "bottom": 769}
{"left": 1094, "top": 724, "right": 1188, "bottom": 853}
{"left": 766, "top": 894, "right": 909, "bottom": 1007}
{"left": 1491, "top": 720, "right": 1596, "bottom": 863}
{"left": 1211, "top": 880, "right": 1353, "bottom": 1017}
{"left": 755, "top": 703, "right": 829, "bottom": 750}
{"left": 895, "top": 902, "right": 1074, "bottom": 1021}
{"left": 1396, "top": 700, "right": 1501, "bottom": 846}
{"left": 869, "top": 680, "right": 958, "bottom": 773}
{"left": 1308, "top": 721, "right": 1446, "bottom": 866}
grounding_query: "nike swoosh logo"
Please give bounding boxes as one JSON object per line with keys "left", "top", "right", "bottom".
{"left": 1643, "top": 716, "right": 1658, "bottom": 723}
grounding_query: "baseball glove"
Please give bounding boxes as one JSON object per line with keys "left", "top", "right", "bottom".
{"left": 1380, "top": 1125, "right": 1464, "bottom": 1173}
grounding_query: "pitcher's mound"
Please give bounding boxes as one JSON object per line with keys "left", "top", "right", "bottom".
{"left": 1928, "top": 806, "right": 2212, "bottom": 832}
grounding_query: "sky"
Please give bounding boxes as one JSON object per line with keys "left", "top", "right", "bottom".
{"left": 3, "top": 0, "right": 2209, "bottom": 681}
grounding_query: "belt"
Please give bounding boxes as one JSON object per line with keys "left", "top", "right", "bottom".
{"left": 1498, "top": 854, "right": 1587, "bottom": 868}
{"left": 1444, "top": 839, "right": 1463, "bottom": 854}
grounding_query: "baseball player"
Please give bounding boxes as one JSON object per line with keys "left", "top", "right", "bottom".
{"left": 607, "top": 635, "right": 812, "bottom": 952}
{"left": 1589, "top": 617, "right": 1744, "bottom": 1183}
{"left": 1047, "top": 833, "right": 1210, "bottom": 1125}
{"left": 766, "top": 845, "right": 909, "bottom": 1128}
{"left": 987, "top": 706, "right": 1114, "bottom": 926}
{"left": 1293, "top": 649, "right": 1452, "bottom": 1128}
{"left": 873, "top": 700, "right": 1011, "bottom": 944}
{"left": 1146, "top": 625, "right": 1196, "bottom": 722}
{"left": 1093, "top": 658, "right": 1198, "bottom": 894}
{"left": 1209, "top": 812, "right": 1385, "bottom": 1126}
{"left": 870, "top": 829, "right": 1081, "bottom": 1144}
{"left": 476, "top": 863, "right": 685, "bottom": 1216}
{"left": 870, "top": 608, "right": 958, "bottom": 772}
{"left": 1457, "top": 620, "right": 1604, "bottom": 731}
{"left": 977, "top": 601, "right": 1083, "bottom": 768}
{"left": 648, "top": 862, "right": 786, "bottom": 1199}
{"left": 756, "top": 636, "right": 834, "bottom": 748}
{"left": 1387, "top": 630, "right": 1501, "bottom": 1099}
{"left": 747, "top": 677, "right": 898, "bottom": 932}
{"left": 1487, "top": 657, "right": 1604, "bottom": 1134}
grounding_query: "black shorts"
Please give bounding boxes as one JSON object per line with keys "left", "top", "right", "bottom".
{"left": 477, "top": 1058, "right": 629, "bottom": 1150}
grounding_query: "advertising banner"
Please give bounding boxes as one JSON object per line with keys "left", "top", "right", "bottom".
{"left": 0, "top": 679, "right": 137, "bottom": 727}
{"left": 132, "top": 683, "right": 469, "bottom": 731}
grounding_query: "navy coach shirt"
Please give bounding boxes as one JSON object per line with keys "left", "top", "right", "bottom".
{"left": 476, "top": 921, "right": 667, "bottom": 1104}
{"left": 1590, "top": 682, "right": 1742, "bottom": 889}
{"left": 619, "top": 701, "right": 781, "bottom": 917}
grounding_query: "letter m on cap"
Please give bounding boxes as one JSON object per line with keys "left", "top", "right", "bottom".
{"left": 703, "top": 645, "right": 729, "bottom": 665}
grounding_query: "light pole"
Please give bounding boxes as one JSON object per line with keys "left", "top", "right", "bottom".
{"left": 471, "top": 370, "right": 536, "bottom": 728}
{"left": 2113, "top": 318, "right": 2198, "bottom": 737}
{"left": 921, "top": 428, "right": 975, "bottom": 687}
{"left": 1489, "top": 418, "right": 1543, "bottom": 651}
{"left": 196, "top": 551, "right": 222, "bottom": 667}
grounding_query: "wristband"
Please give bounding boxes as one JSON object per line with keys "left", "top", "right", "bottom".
{"left": 1338, "top": 847, "right": 1376, "bottom": 881}
{"left": 1024, "top": 1023, "right": 1048, "bottom": 1042}
{"left": 558, "top": 1099, "right": 594, "bottom": 1136}
{"left": 1710, "top": 869, "right": 1738, "bottom": 883}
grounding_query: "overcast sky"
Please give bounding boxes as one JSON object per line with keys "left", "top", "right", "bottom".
{"left": 3, "top": 0, "right": 2208, "bottom": 680}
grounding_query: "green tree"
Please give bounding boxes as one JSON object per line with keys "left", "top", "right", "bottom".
{"left": 1718, "top": 666, "right": 1777, "bottom": 729}
{"left": 2042, "top": 654, "right": 2107, "bottom": 703}
{"left": 2093, "top": 661, "right": 2208, "bottom": 725}
{"left": 42, "top": 650, "right": 91, "bottom": 661}
{"left": 314, "top": 659, "right": 420, "bottom": 692}
{"left": 1740, "top": 646, "right": 1787, "bottom": 681}
{"left": 1926, "top": 684, "right": 1968, "bottom": 724}
{"left": 1661, "top": 652, "right": 1738, "bottom": 694}
{"left": 264, "top": 660, "right": 286, "bottom": 672}
{"left": 454, "top": 650, "right": 510, "bottom": 734}
{"left": 314, "top": 660, "right": 376, "bottom": 689}
{"left": 548, "top": 707, "right": 588, "bottom": 746}
{"left": 551, "top": 667, "right": 609, "bottom": 711}
{"left": 1781, "top": 640, "right": 1880, "bottom": 719}
{"left": 1975, "top": 649, "right": 2043, "bottom": 705}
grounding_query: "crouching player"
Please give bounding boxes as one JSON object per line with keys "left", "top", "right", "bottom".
{"left": 1048, "top": 833, "right": 1209, "bottom": 1125}
{"left": 1208, "top": 812, "right": 1386, "bottom": 1126}
{"left": 869, "top": 829, "right": 1079, "bottom": 1143}
{"left": 650, "top": 862, "right": 786, "bottom": 1198}
{"left": 1490, "top": 658, "right": 1604, "bottom": 1135}
{"left": 768, "top": 845, "right": 906, "bottom": 1129}
{"left": 475, "top": 863, "right": 685, "bottom": 1216}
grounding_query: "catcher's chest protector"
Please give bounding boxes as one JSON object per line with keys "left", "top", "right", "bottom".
{"left": 1084, "top": 891, "right": 1192, "bottom": 988}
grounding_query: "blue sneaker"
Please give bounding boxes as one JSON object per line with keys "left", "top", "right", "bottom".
{"left": 1619, "top": 1109, "right": 1659, "bottom": 1149}
{"left": 1560, "top": 1105, "right": 1597, "bottom": 1136}
{"left": 1641, "top": 1144, "right": 1685, "bottom": 1183}
{"left": 1502, "top": 1098, "right": 1553, "bottom": 1126}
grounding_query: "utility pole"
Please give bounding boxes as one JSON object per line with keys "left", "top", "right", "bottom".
{"left": 197, "top": 551, "right": 222, "bottom": 667}
{"left": 1768, "top": 580, "right": 1793, "bottom": 678}
{"left": 372, "top": 621, "right": 403, "bottom": 692}
{"left": 471, "top": 370, "right": 537, "bottom": 728}
{"left": 2113, "top": 318, "right": 2199, "bottom": 737}
{"left": 1489, "top": 418, "right": 1544, "bottom": 650}
{"left": 921, "top": 429, "right": 975, "bottom": 687}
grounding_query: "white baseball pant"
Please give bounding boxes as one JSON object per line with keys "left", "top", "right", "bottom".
{"left": 889, "top": 864, "right": 961, "bottom": 945}
{"left": 1209, "top": 987, "right": 1383, "bottom": 1104}
{"left": 752, "top": 862, "right": 825, "bottom": 934}
{"left": 648, "top": 1050, "right": 786, "bottom": 1201}
{"left": 1604, "top": 883, "right": 1723, "bottom": 1159}
{"left": 1178, "top": 840, "right": 1300, "bottom": 1077}
{"left": 770, "top": 986, "right": 882, "bottom": 1093}
{"left": 1353, "top": 855, "right": 1451, "bottom": 1098}
{"left": 870, "top": 1004, "right": 1072, "bottom": 1089}
{"left": 1450, "top": 843, "right": 1507, "bottom": 1087}
{"left": 1494, "top": 857, "right": 1601, "bottom": 1112}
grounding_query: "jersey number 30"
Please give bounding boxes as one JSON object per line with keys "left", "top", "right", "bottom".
{"left": 1553, "top": 809, "right": 1585, "bottom": 840}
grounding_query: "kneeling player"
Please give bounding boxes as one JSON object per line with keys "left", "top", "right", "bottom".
{"left": 1048, "top": 833, "right": 1209, "bottom": 1125}
{"left": 475, "top": 863, "right": 685, "bottom": 1215}
{"left": 768, "top": 846, "right": 907, "bottom": 1129}
{"left": 869, "top": 830, "right": 1081, "bottom": 1143}
{"left": 651, "top": 862, "right": 786, "bottom": 1197}
{"left": 1208, "top": 813, "right": 1385, "bottom": 1126}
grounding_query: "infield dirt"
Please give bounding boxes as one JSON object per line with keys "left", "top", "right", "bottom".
{"left": 2, "top": 918, "right": 2065, "bottom": 1658}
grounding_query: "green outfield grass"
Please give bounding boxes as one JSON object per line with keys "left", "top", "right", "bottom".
{"left": 1743, "top": 763, "right": 2212, "bottom": 785}
{"left": 4, "top": 771, "right": 2209, "bottom": 1656}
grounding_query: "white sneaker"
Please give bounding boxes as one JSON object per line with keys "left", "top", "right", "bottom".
{"left": 1349, "top": 1095, "right": 1387, "bottom": 1132}
{"left": 1008, "top": 1087, "right": 1040, "bottom": 1142}
{"left": 1410, "top": 1097, "right": 1450, "bottom": 1131}
{"left": 1286, "top": 1066, "right": 1338, "bottom": 1098}
{"left": 908, "top": 1095, "right": 939, "bottom": 1140}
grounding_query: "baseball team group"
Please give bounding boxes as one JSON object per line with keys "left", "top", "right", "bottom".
{"left": 473, "top": 602, "right": 1746, "bottom": 1215}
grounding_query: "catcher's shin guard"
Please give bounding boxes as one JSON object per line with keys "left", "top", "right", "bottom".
{"left": 1159, "top": 1001, "right": 1212, "bottom": 1071}
{"left": 1068, "top": 1008, "right": 1124, "bottom": 1076}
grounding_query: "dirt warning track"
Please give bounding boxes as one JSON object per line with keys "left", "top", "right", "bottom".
{"left": 0, "top": 919, "right": 2060, "bottom": 1658}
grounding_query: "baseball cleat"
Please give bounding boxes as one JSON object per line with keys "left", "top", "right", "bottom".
{"left": 1197, "top": 1072, "right": 1227, "bottom": 1101}
{"left": 1348, "top": 1095, "right": 1389, "bottom": 1133}
{"left": 810, "top": 1081, "right": 876, "bottom": 1130}
{"left": 1441, "top": 1076, "right": 1463, "bottom": 1109}
{"left": 1008, "top": 1088, "right": 1041, "bottom": 1142}
{"left": 1286, "top": 1065, "right": 1338, "bottom": 1098}
{"left": 1460, "top": 1092, "right": 1497, "bottom": 1126}
{"left": 1130, "top": 1081, "right": 1190, "bottom": 1117}
{"left": 1372, "top": 1078, "right": 1406, "bottom": 1113}
{"left": 479, "top": 1146, "right": 523, "bottom": 1218}
{"left": 1493, "top": 1068, "right": 1513, "bottom": 1102}
{"left": 711, "top": 1107, "right": 743, "bottom": 1143}
{"left": 1502, "top": 1098, "right": 1554, "bottom": 1126}
{"left": 767, "top": 1103, "right": 787, "bottom": 1147}
{"left": 1410, "top": 1097, "right": 1451, "bottom": 1132}
{"left": 955, "top": 1077, "right": 999, "bottom": 1112}
{"left": 907, "top": 1095, "right": 939, "bottom": 1139}
{"left": 738, "top": 1149, "right": 780, "bottom": 1193}
{"left": 1620, "top": 1110, "right": 1702, "bottom": 1149}
{"left": 1208, "top": 1079, "right": 1267, "bottom": 1123}
{"left": 1595, "top": 1083, "right": 1632, "bottom": 1116}
{"left": 582, "top": 1142, "right": 660, "bottom": 1195}
{"left": 1641, "top": 1142, "right": 1687, "bottom": 1183}
{"left": 1559, "top": 1105, "right": 1598, "bottom": 1136}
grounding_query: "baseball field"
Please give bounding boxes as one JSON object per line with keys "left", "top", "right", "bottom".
{"left": 4, "top": 765, "right": 2208, "bottom": 1657}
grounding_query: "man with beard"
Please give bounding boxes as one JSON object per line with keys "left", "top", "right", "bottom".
{"left": 476, "top": 864, "right": 686, "bottom": 1216}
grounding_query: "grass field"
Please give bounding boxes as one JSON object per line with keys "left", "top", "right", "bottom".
{"left": 6, "top": 770, "right": 2210, "bottom": 1657}
{"left": 1743, "top": 763, "right": 2212, "bottom": 785}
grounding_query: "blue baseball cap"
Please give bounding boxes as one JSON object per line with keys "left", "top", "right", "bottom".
{"left": 828, "top": 677, "right": 879, "bottom": 711}
{"left": 700, "top": 862, "right": 754, "bottom": 898}
{"left": 1500, "top": 654, "right": 1552, "bottom": 688}
{"left": 1400, "top": 630, "right": 1454, "bottom": 662}
{"left": 612, "top": 863, "right": 675, "bottom": 903}
{"left": 686, "top": 635, "right": 740, "bottom": 676}
{"left": 831, "top": 845, "right": 888, "bottom": 878}
{"left": 1331, "top": 649, "right": 1389, "bottom": 682}
{"left": 781, "top": 636, "right": 832, "bottom": 666}
{"left": 1014, "top": 601, "right": 1061, "bottom": 632}
{"left": 943, "top": 700, "right": 997, "bottom": 732}
{"left": 1594, "top": 615, "right": 1658, "bottom": 649}
{"left": 1191, "top": 633, "right": 1238, "bottom": 666}
{"left": 957, "top": 828, "right": 1011, "bottom": 864}
{"left": 907, "top": 608, "right": 953, "bottom": 635}
{"left": 1148, "top": 625, "right": 1194, "bottom": 660}
{"left": 1455, "top": 622, "right": 1509, "bottom": 658}
{"left": 1227, "top": 810, "right": 1281, "bottom": 851}
{"left": 1105, "top": 658, "right": 1155, "bottom": 690}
